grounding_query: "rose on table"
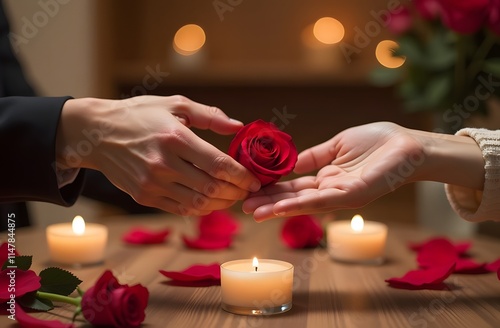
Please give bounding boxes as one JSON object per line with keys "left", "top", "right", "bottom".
{"left": 0, "top": 243, "right": 148, "bottom": 328}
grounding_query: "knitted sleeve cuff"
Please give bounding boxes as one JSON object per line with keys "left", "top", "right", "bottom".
{"left": 445, "top": 128, "right": 500, "bottom": 222}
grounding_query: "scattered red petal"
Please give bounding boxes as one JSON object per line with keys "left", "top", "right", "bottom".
{"left": 122, "top": 227, "right": 171, "bottom": 244}
{"left": 15, "top": 302, "right": 74, "bottom": 328}
{"left": 0, "top": 269, "right": 40, "bottom": 302}
{"left": 182, "top": 235, "right": 232, "bottom": 250}
{"left": 281, "top": 215, "right": 323, "bottom": 249}
{"left": 159, "top": 263, "right": 220, "bottom": 282}
{"left": 198, "top": 210, "right": 240, "bottom": 238}
{"left": 385, "top": 263, "right": 456, "bottom": 290}
{"left": 485, "top": 258, "right": 500, "bottom": 272}
{"left": 455, "top": 258, "right": 489, "bottom": 274}
{"left": 409, "top": 237, "right": 471, "bottom": 256}
{"left": 416, "top": 238, "right": 457, "bottom": 269}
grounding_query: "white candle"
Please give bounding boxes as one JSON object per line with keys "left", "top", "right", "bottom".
{"left": 46, "top": 216, "right": 108, "bottom": 266}
{"left": 220, "top": 258, "right": 294, "bottom": 315}
{"left": 327, "top": 215, "right": 388, "bottom": 264}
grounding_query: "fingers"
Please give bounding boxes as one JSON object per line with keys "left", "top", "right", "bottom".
{"left": 251, "top": 189, "right": 348, "bottom": 222}
{"left": 294, "top": 138, "right": 338, "bottom": 174}
{"left": 135, "top": 183, "right": 238, "bottom": 216}
{"left": 242, "top": 177, "right": 317, "bottom": 209}
{"left": 165, "top": 155, "right": 250, "bottom": 201}
{"left": 168, "top": 95, "right": 244, "bottom": 135}
{"left": 177, "top": 132, "right": 261, "bottom": 193}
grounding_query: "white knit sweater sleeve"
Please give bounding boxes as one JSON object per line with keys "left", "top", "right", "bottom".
{"left": 444, "top": 128, "right": 500, "bottom": 222}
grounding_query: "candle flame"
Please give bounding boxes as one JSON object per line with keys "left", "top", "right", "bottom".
{"left": 253, "top": 257, "right": 259, "bottom": 271}
{"left": 72, "top": 215, "right": 85, "bottom": 235}
{"left": 351, "top": 215, "right": 364, "bottom": 232}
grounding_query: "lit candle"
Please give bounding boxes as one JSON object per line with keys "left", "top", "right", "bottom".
{"left": 220, "top": 258, "right": 294, "bottom": 315}
{"left": 46, "top": 216, "right": 108, "bottom": 266}
{"left": 327, "top": 215, "right": 388, "bottom": 264}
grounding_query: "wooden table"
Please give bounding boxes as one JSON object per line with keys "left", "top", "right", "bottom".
{"left": 3, "top": 214, "right": 500, "bottom": 327}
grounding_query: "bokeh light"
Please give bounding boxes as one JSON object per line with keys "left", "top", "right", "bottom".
{"left": 173, "top": 24, "right": 206, "bottom": 56}
{"left": 375, "top": 40, "right": 405, "bottom": 68}
{"left": 313, "top": 17, "right": 345, "bottom": 45}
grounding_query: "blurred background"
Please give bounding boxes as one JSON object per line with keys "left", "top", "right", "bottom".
{"left": 4, "top": 0, "right": 498, "bottom": 237}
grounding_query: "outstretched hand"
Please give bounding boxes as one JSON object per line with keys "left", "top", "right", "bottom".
{"left": 242, "top": 122, "right": 426, "bottom": 221}
{"left": 57, "top": 95, "right": 261, "bottom": 216}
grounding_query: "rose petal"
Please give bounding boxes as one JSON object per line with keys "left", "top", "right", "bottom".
{"left": 485, "top": 258, "right": 500, "bottom": 272}
{"left": 281, "top": 215, "right": 323, "bottom": 249}
{"left": 199, "top": 210, "right": 239, "bottom": 238}
{"left": 409, "top": 237, "right": 471, "bottom": 256}
{"left": 0, "top": 269, "right": 40, "bottom": 302}
{"left": 159, "top": 263, "right": 221, "bottom": 282}
{"left": 15, "top": 302, "right": 74, "bottom": 328}
{"left": 416, "top": 238, "right": 458, "bottom": 269}
{"left": 385, "top": 263, "right": 456, "bottom": 289}
{"left": 182, "top": 235, "right": 232, "bottom": 250}
{"left": 455, "top": 258, "right": 489, "bottom": 274}
{"left": 0, "top": 242, "right": 19, "bottom": 267}
{"left": 497, "top": 269, "right": 500, "bottom": 281}
{"left": 122, "top": 227, "right": 171, "bottom": 244}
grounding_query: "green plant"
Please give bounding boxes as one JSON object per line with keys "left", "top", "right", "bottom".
{"left": 370, "top": 0, "right": 500, "bottom": 117}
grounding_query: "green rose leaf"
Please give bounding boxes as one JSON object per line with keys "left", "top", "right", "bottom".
{"left": 39, "top": 267, "right": 82, "bottom": 296}
{"left": 397, "top": 35, "right": 425, "bottom": 66}
{"left": 423, "top": 73, "right": 452, "bottom": 107}
{"left": 483, "top": 58, "right": 500, "bottom": 78}
{"left": 18, "top": 291, "right": 54, "bottom": 312}
{"left": 1, "top": 255, "right": 32, "bottom": 271}
{"left": 369, "top": 66, "right": 402, "bottom": 87}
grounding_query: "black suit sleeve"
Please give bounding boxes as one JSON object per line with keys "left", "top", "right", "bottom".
{"left": 0, "top": 96, "right": 85, "bottom": 206}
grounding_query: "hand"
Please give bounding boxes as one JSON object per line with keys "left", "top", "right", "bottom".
{"left": 243, "top": 122, "right": 428, "bottom": 221}
{"left": 57, "top": 95, "right": 261, "bottom": 216}
{"left": 243, "top": 121, "right": 485, "bottom": 222}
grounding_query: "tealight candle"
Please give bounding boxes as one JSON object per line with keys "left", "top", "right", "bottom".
{"left": 220, "top": 258, "right": 294, "bottom": 315}
{"left": 46, "top": 216, "right": 108, "bottom": 266}
{"left": 327, "top": 215, "right": 388, "bottom": 264}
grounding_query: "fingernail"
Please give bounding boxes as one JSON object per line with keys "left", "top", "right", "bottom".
{"left": 249, "top": 181, "right": 261, "bottom": 192}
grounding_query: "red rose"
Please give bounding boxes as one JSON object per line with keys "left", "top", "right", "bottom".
{"left": 228, "top": 120, "right": 298, "bottom": 186}
{"left": 437, "top": 0, "right": 489, "bottom": 34}
{"left": 81, "top": 270, "right": 149, "bottom": 328}
{"left": 414, "top": 0, "right": 441, "bottom": 20}
{"left": 281, "top": 215, "right": 323, "bottom": 249}
{"left": 387, "top": 7, "right": 412, "bottom": 35}
{"left": 488, "top": 0, "right": 500, "bottom": 35}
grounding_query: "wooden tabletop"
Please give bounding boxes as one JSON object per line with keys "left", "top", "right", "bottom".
{"left": 3, "top": 213, "right": 500, "bottom": 328}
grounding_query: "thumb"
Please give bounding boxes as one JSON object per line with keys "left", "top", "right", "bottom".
{"left": 294, "top": 139, "right": 337, "bottom": 174}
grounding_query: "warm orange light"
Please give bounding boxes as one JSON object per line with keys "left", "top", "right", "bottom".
{"left": 313, "top": 17, "right": 345, "bottom": 44}
{"left": 173, "top": 24, "right": 206, "bottom": 56}
{"left": 375, "top": 40, "right": 405, "bottom": 68}
{"left": 351, "top": 215, "right": 364, "bottom": 232}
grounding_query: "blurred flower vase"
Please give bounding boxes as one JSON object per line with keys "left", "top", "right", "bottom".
{"left": 370, "top": 0, "right": 500, "bottom": 236}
